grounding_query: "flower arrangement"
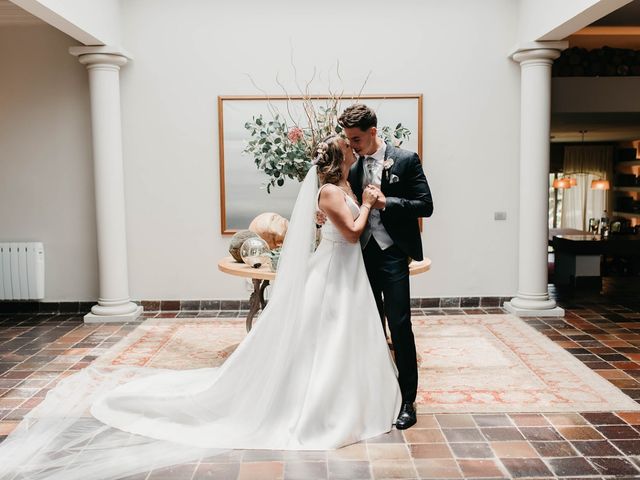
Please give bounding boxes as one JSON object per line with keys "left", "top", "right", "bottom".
{"left": 243, "top": 97, "right": 411, "bottom": 193}
{"left": 266, "top": 247, "right": 281, "bottom": 272}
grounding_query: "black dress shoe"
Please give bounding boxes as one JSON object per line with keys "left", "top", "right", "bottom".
{"left": 395, "top": 401, "right": 416, "bottom": 430}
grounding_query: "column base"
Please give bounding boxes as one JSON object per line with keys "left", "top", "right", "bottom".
{"left": 504, "top": 301, "right": 564, "bottom": 317}
{"left": 84, "top": 305, "right": 143, "bottom": 323}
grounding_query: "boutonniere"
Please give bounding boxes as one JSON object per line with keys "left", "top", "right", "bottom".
{"left": 383, "top": 158, "right": 394, "bottom": 181}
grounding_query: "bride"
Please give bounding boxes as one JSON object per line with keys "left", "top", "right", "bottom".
{"left": 0, "top": 134, "right": 402, "bottom": 479}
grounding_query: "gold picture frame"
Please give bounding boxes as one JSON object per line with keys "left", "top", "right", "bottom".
{"left": 218, "top": 94, "right": 423, "bottom": 234}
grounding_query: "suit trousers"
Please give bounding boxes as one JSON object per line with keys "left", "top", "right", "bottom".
{"left": 362, "top": 238, "right": 418, "bottom": 403}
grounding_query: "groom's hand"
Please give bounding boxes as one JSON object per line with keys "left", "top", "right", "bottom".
{"left": 315, "top": 210, "right": 327, "bottom": 227}
{"left": 367, "top": 185, "right": 386, "bottom": 210}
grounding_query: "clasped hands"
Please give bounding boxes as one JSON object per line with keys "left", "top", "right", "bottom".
{"left": 363, "top": 184, "right": 385, "bottom": 209}
{"left": 315, "top": 184, "right": 386, "bottom": 226}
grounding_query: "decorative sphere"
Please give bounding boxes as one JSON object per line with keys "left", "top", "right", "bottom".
{"left": 240, "top": 237, "right": 271, "bottom": 269}
{"left": 249, "top": 212, "right": 289, "bottom": 250}
{"left": 229, "top": 230, "right": 259, "bottom": 262}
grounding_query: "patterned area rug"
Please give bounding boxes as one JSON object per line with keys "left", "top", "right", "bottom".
{"left": 94, "top": 315, "right": 640, "bottom": 413}
{"left": 412, "top": 315, "right": 639, "bottom": 413}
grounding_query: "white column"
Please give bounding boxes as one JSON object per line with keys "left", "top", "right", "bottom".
{"left": 505, "top": 43, "right": 567, "bottom": 317}
{"left": 70, "top": 46, "right": 142, "bottom": 323}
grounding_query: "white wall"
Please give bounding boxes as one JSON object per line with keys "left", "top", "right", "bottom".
{"left": 0, "top": 25, "right": 98, "bottom": 301}
{"left": 1, "top": 1, "right": 524, "bottom": 301}
{"left": 118, "top": 0, "right": 521, "bottom": 299}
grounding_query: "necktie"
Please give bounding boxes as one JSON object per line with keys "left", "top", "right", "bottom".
{"left": 360, "top": 156, "right": 375, "bottom": 249}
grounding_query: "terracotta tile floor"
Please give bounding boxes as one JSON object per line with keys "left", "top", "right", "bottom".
{"left": 2, "top": 297, "right": 640, "bottom": 479}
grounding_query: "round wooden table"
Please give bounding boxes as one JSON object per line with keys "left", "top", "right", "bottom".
{"left": 218, "top": 256, "right": 431, "bottom": 332}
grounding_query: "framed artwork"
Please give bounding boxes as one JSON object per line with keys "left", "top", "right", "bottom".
{"left": 218, "top": 94, "right": 423, "bottom": 234}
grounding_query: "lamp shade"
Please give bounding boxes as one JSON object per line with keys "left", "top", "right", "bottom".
{"left": 590, "top": 179, "right": 610, "bottom": 190}
{"left": 553, "top": 178, "right": 572, "bottom": 189}
{"left": 568, "top": 177, "right": 577, "bottom": 186}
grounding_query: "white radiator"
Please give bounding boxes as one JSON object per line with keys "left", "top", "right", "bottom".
{"left": 0, "top": 242, "right": 45, "bottom": 300}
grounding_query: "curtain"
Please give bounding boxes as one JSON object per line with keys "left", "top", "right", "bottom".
{"left": 561, "top": 145, "right": 613, "bottom": 230}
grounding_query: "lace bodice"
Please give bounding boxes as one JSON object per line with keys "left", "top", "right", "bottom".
{"left": 316, "top": 184, "right": 361, "bottom": 243}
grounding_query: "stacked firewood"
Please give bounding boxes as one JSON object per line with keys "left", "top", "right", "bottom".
{"left": 553, "top": 46, "right": 640, "bottom": 77}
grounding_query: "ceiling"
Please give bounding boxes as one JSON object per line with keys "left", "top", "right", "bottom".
{"left": 0, "top": 1, "right": 44, "bottom": 26}
{"left": 551, "top": 113, "right": 640, "bottom": 143}
{"left": 593, "top": 0, "right": 640, "bottom": 26}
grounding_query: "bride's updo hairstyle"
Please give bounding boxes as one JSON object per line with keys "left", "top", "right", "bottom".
{"left": 313, "top": 135, "right": 344, "bottom": 185}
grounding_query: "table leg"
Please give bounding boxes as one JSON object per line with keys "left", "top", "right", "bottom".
{"left": 246, "top": 279, "right": 270, "bottom": 332}
{"left": 259, "top": 280, "right": 270, "bottom": 308}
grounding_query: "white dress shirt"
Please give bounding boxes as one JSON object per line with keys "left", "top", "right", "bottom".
{"left": 361, "top": 142, "right": 394, "bottom": 250}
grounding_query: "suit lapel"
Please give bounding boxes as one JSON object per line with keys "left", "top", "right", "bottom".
{"left": 381, "top": 142, "right": 395, "bottom": 192}
{"left": 350, "top": 158, "right": 364, "bottom": 202}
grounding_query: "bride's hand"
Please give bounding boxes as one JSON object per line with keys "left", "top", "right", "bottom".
{"left": 362, "top": 186, "right": 379, "bottom": 207}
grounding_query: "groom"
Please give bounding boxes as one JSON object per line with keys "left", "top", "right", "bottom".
{"left": 339, "top": 104, "right": 433, "bottom": 429}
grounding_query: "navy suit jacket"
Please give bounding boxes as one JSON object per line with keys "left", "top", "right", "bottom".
{"left": 348, "top": 143, "right": 433, "bottom": 261}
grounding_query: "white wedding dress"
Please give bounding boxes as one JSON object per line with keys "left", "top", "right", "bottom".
{"left": 0, "top": 166, "right": 401, "bottom": 479}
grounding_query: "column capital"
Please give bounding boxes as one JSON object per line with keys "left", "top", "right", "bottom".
{"left": 510, "top": 41, "right": 568, "bottom": 64}
{"left": 69, "top": 45, "right": 133, "bottom": 68}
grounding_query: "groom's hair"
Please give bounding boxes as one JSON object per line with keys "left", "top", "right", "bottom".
{"left": 338, "top": 104, "right": 377, "bottom": 131}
